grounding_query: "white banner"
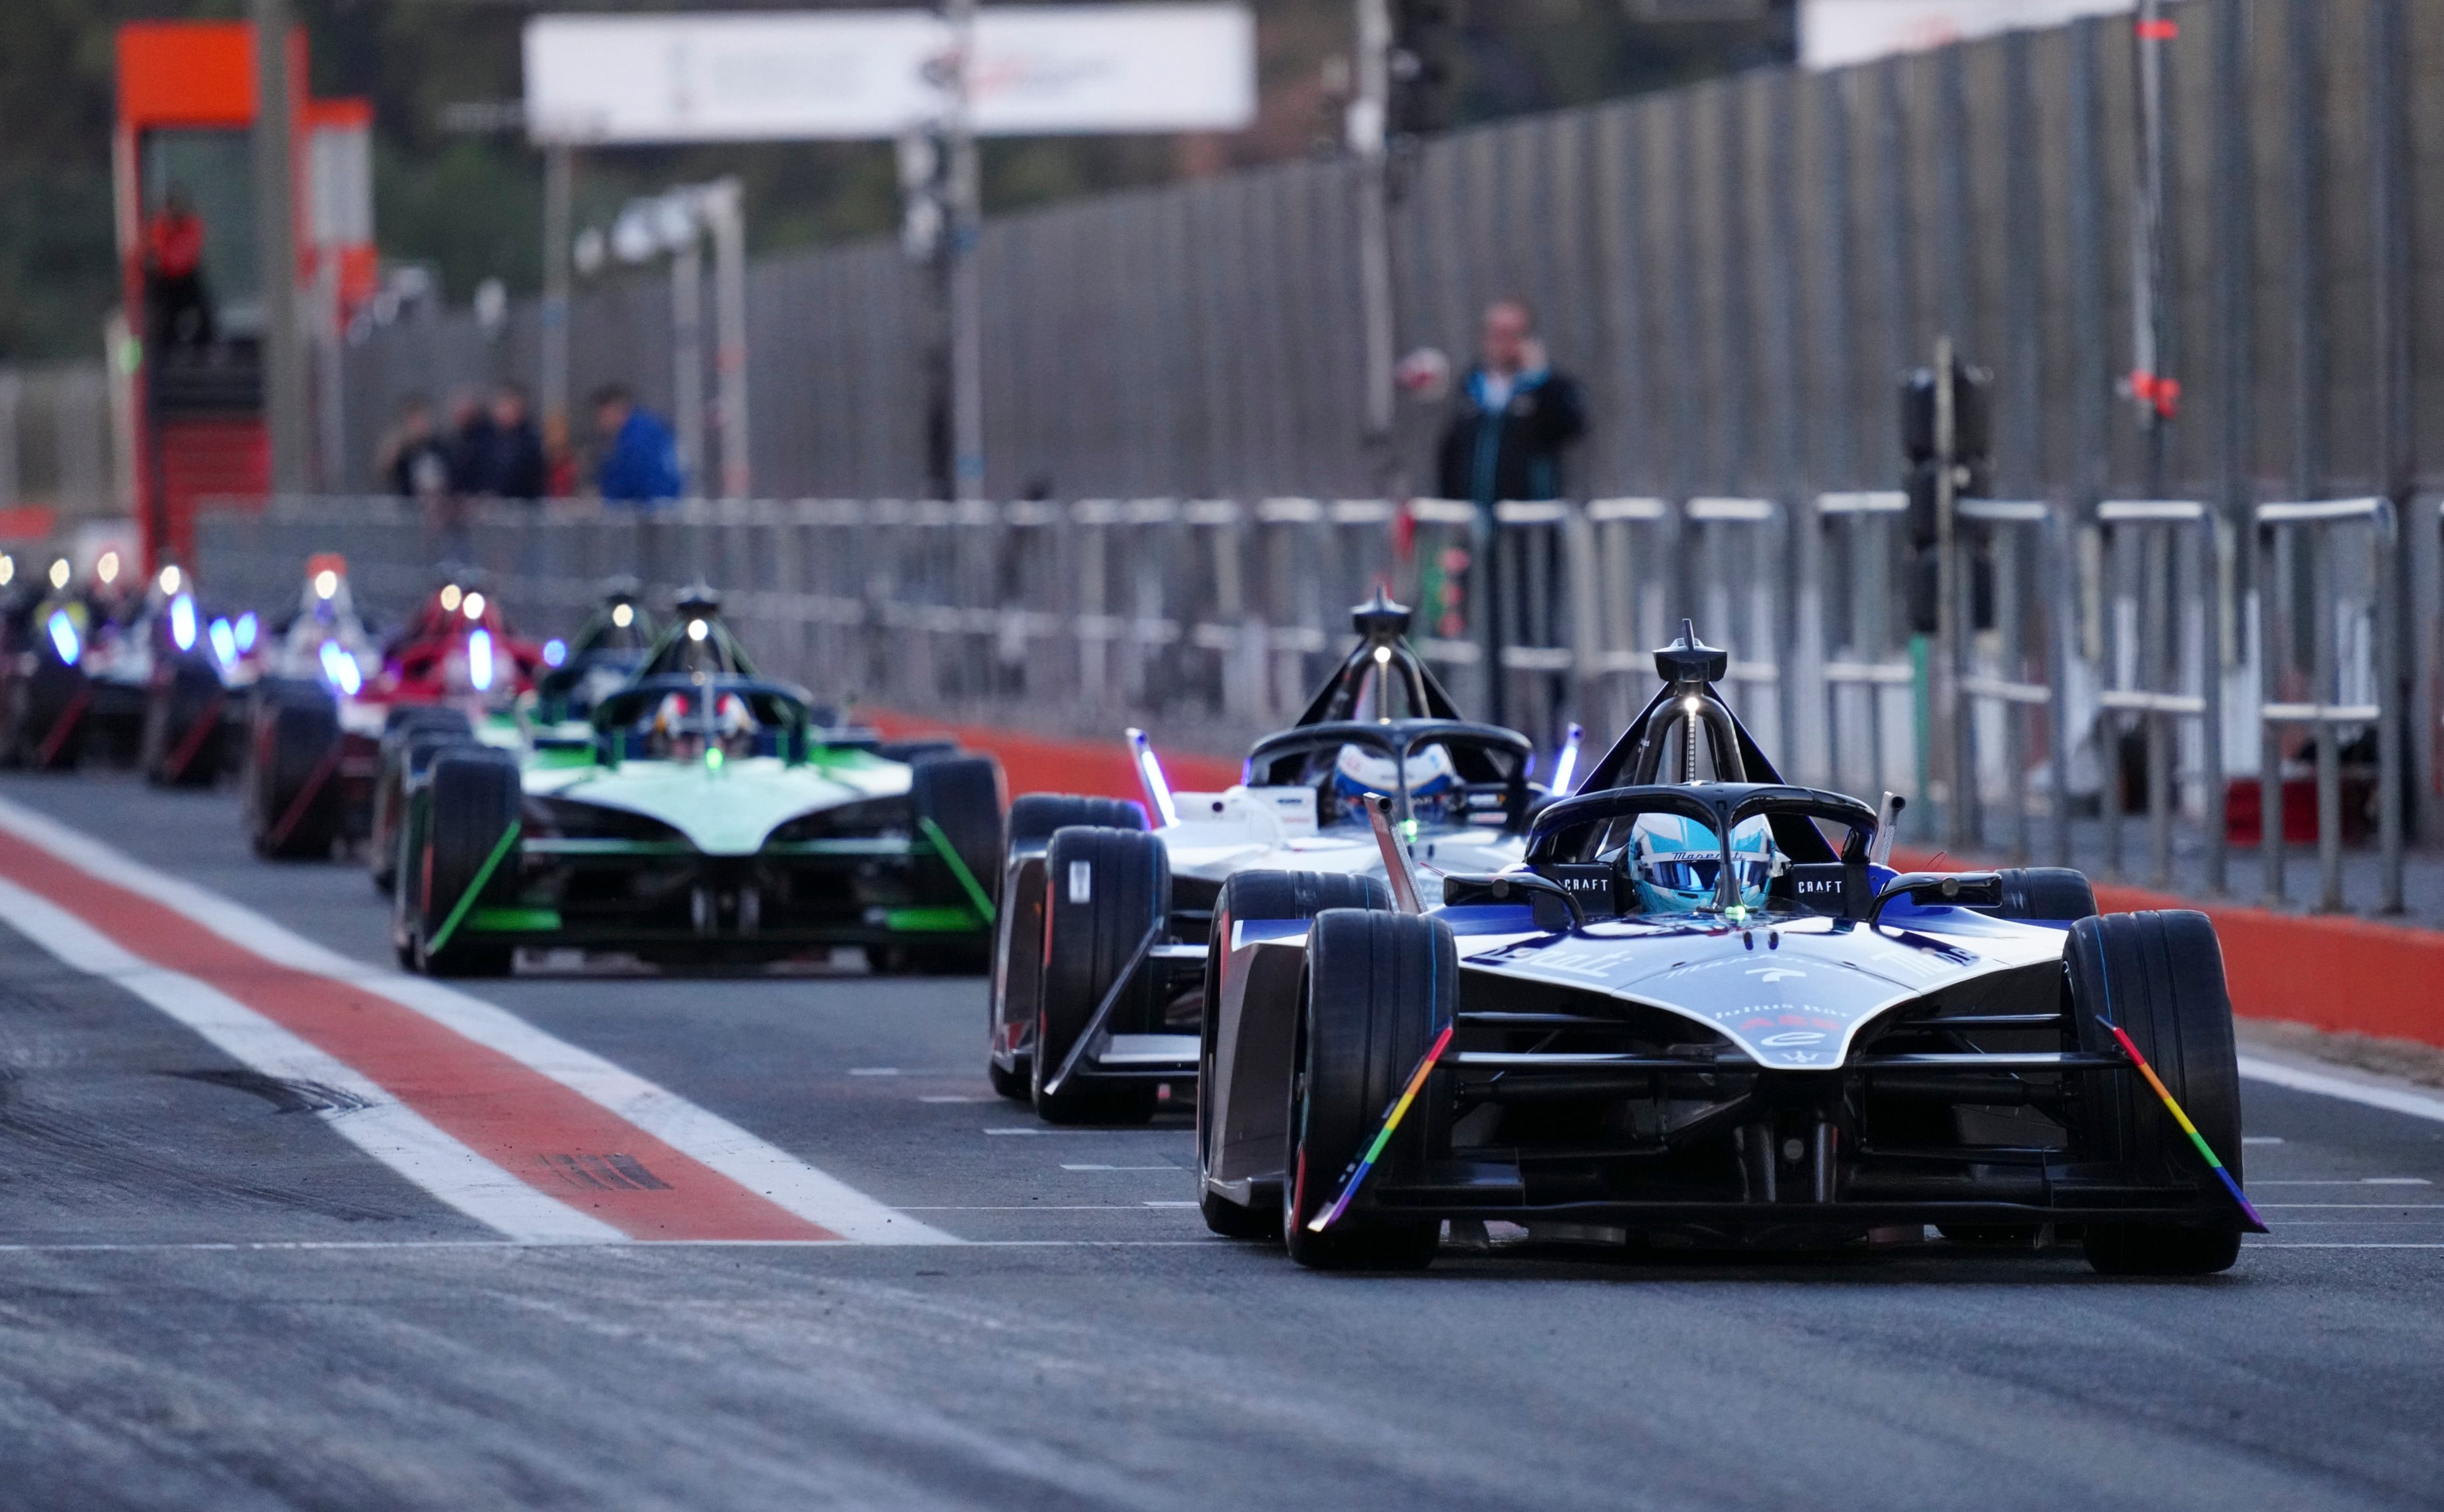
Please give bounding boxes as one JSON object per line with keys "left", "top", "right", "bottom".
{"left": 1800, "top": 0, "right": 2137, "bottom": 71}
{"left": 524, "top": 6, "right": 1256, "bottom": 144}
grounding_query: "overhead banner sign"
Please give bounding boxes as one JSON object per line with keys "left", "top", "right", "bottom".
{"left": 1799, "top": 0, "right": 2136, "bottom": 70}
{"left": 524, "top": 6, "right": 1256, "bottom": 144}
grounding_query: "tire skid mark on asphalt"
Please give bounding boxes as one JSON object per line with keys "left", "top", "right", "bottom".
{"left": 0, "top": 797, "right": 951, "bottom": 1246}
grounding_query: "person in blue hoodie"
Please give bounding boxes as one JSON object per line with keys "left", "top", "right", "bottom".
{"left": 591, "top": 383, "right": 684, "bottom": 504}
{"left": 1433, "top": 298, "right": 1586, "bottom": 512}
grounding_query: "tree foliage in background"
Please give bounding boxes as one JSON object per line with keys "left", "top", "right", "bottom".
{"left": 0, "top": 0, "right": 1791, "bottom": 362}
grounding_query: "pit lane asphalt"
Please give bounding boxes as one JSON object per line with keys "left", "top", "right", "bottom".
{"left": 3, "top": 769, "right": 2442, "bottom": 1511}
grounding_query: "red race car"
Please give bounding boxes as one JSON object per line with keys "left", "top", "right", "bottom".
{"left": 243, "top": 556, "right": 545, "bottom": 859}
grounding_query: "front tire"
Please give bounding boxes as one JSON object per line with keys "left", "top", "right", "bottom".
{"left": 2069, "top": 910, "right": 2245, "bottom": 1276}
{"left": 412, "top": 751, "right": 522, "bottom": 978}
{"left": 1032, "top": 825, "right": 1166, "bottom": 1125}
{"left": 246, "top": 692, "right": 344, "bottom": 859}
{"left": 1282, "top": 909, "right": 1453, "bottom": 1271}
{"left": 1198, "top": 870, "right": 1395, "bottom": 1241}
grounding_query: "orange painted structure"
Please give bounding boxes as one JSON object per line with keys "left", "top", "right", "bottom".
{"left": 114, "top": 22, "right": 375, "bottom": 572}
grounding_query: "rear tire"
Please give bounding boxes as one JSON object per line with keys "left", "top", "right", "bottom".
{"left": 247, "top": 693, "right": 344, "bottom": 859}
{"left": 1282, "top": 909, "right": 1452, "bottom": 1271}
{"left": 413, "top": 751, "right": 522, "bottom": 977}
{"left": 1992, "top": 867, "right": 2098, "bottom": 922}
{"left": 2068, "top": 910, "right": 2245, "bottom": 1276}
{"left": 1006, "top": 793, "right": 1147, "bottom": 852}
{"left": 1032, "top": 826, "right": 1166, "bottom": 1125}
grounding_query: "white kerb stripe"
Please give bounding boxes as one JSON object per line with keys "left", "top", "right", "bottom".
{"left": 0, "top": 795, "right": 952, "bottom": 1246}
{"left": 0, "top": 873, "right": 620, "bottom": 1244}
{"left": 2240, "top": 1054, "right": 2444, "bottom": 1126}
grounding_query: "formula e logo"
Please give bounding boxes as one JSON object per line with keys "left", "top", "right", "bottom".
{"left": 1746, "top": 967, "right": 1806, "bottom": 982}
{"left": 1760, "top": 1030, "right": 1827, "bottom": 1047}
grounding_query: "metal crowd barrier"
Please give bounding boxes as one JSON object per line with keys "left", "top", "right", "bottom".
{"left": 196, "top": 493, "right": 2435, "bottom": 920}
{"left": 2254, "top": 497, "right": 2402, "bottom": 914}
{"left": 1954, "top": 498, "right": 2074, "bottom": 869}
{"left": 2093, "top": 500, "right": 2224, "bottom": 892}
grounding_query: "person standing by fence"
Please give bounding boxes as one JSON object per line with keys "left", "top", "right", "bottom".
{"left": 592, "top": 384, "right": 682, "bottom": 506}
{"left": 1433, "top": 299, "right": 1586, "bottom": 729}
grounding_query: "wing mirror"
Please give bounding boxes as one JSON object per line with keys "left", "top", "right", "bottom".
{"left": 1441, "top": 869, "right": 1587, "bottom": 932}
{"left": 1867, "top": 871, "right": 2004, "bottom": 926}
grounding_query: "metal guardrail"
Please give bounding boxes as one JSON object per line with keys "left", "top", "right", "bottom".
{"left": 198, "top": 492, "right": 2433, "bottom": 912}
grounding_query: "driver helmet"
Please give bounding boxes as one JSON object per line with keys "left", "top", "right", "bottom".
{"left": 1331, "top": 740, "right": 1460, "bottom": 824}
{"left": 1629, "top": 813, "right": 1778, "bottom": 914}
{"left": 713, "top": 692, "right": 759, "bottom": 755}
{"left": 651, "top": 692, "right": 700, "bottom": 759}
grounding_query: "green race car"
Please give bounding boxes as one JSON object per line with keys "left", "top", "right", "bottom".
{"left": 390, "top": 589, "right": 1003, "bottom": 975}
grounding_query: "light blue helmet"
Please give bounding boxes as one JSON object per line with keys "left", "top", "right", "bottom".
{"left": 1629, "top": 813, "right": 1777, "bottom": 914}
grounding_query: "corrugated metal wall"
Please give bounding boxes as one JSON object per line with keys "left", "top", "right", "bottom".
{"left": 341, "top": 0, "right": 2443, "bottom": 512}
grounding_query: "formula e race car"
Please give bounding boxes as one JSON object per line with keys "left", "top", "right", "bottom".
{"left": 387, "top": 588, "right": 1004, "bottom": 976}
{"left": 1195, "top": 623, "right": 2254, "bottom": 1275}
{"left": 243, "top": 559, "right": 542, "bottom": 859}
{"left": 0, "top": 546, "right": 168, "bottom": 770}
{"left": 364, "top": 580, "right": 654, "bottom": 895}
{"left": 989, "top": 592, "right": 1571, "bottom": 1123}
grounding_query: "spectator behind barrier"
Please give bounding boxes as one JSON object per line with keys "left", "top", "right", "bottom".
{"left": 1434, "top": 298, "right": 1586, "bottom": 514}
{"left": 592, "top": 384, "right": 683, "bottom": 506}
{"left": 142, "top": 185, "right": 214, "bottom": 350}
{"left": 377, "top": 395, "right": 452, "bottom": 501}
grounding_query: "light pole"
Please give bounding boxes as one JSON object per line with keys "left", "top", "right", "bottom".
{"left": 251, "top": 0, "right": 310, "bottom": 493}
{"left": 610, "top": 179, "right": 750, "bottom": 499}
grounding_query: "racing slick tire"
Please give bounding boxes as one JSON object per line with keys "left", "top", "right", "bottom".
{"left": 1032, "top": 826, "right": 1168, "bottom": 1125}
{"left": 246, "top": 692, "right": 345, "bottom": 859}
{"left": 412, "top": 750, "right": 522, "bottom": 978}
{"left": 1006, "top": 794, "right": 1148, "bottom": 852}
{"left": 372, "top": 717, "right": 479, "bottom": 895}
{"left": 1992, "top": 867, "right": 2098, "bottom": 923}
{"left": 2068, "top": 910, "right": 2246, "bottom": 1276}
{"left": 9, "top": 658, "right": 90, "bottom": 771}
{"left": 988, "top": 795, "right": 1149, "bottom": 1091}
{"left": 1198, "top": 870, "right": 1396, "bottom": 1242}
{"left": 141, "top": 662, "right": 229, "bottom": 787}
{"left": 1282, "top": 908, "right": 1454, "bottom": 1271}
{"left": 892, "top": 755, "right": 1005, "bottom": 975}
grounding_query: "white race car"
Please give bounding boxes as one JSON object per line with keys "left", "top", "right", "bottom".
{"left": 987, "top": 593, "right": 1579, "bottom": 1123}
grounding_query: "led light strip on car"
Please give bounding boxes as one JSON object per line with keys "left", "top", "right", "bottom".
{"left": 1307, "top": 1022, "right": 1455, "bottom": 1234}
{"left": 2099, "top": 1015, "right": 2270, "bottom": 1234}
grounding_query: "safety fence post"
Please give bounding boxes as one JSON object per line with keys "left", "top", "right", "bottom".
{"left": 1576, "top": 498, "right": 1676, "bottom": 747}
{"left": 2254, "top": 497, "right": 2400, "bottom": 914}
{"left": 1814, "top": 491, "right": 1915, "bottom": 812}
{"left": 1952, "top": 498, "right": 2072, "bottom": 868}
{"left": 1684, "top": 497, "right": 1787, "bottom": 770}
{"left": 2094, "top": 500, "right": 2225, "bottom": 892}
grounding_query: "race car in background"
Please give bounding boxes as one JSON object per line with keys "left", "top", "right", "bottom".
{"left": 243, "top": 559, "right": 542, "bottom": 859}
{"left": 989, "top": 592, "right": 1575, "bottom": 1127}
{"left": 366, "top": 580, "right": 649, "bottom": 895}
{"left": 0, "top": 545, "right": 165, "bottom": 771}
{"left": 1198, "top": 623, "right": 2252, "bottom": 1275}
{"left": 388, "top": 586, "right": 1004, "bottom": 976}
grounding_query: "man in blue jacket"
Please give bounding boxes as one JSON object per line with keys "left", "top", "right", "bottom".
{"left": 591, "top": 383, "right": 683, "bottom": 504}
{"left": 1434, "top": 299, "right": 1586, "bottom": 511}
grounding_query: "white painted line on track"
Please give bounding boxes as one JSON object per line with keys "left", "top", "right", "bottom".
{"left": 2240, "top": 1054, "right": 2444, "bottom": 1124}
{"left": 1061, "top": 1164, "right": 1181, "bottom": 1171}
{"left": 2244, "top": 1136, "right": 2285, "bottom": 1145}
{"left": 2257, "top": 1179, "right": 2432, "bottom": 1187}
{"left": 0, "top": 1239, "right": 1223, "bottom": 1253}
{"left": 920, "top": 1095, "right": 988, "bottom": 1103}
{"left": 0, "top": 873, "right": 621, "bottom": 1244}
{"left": 0, "top": 795, "right": 951, "bottom": 1246}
